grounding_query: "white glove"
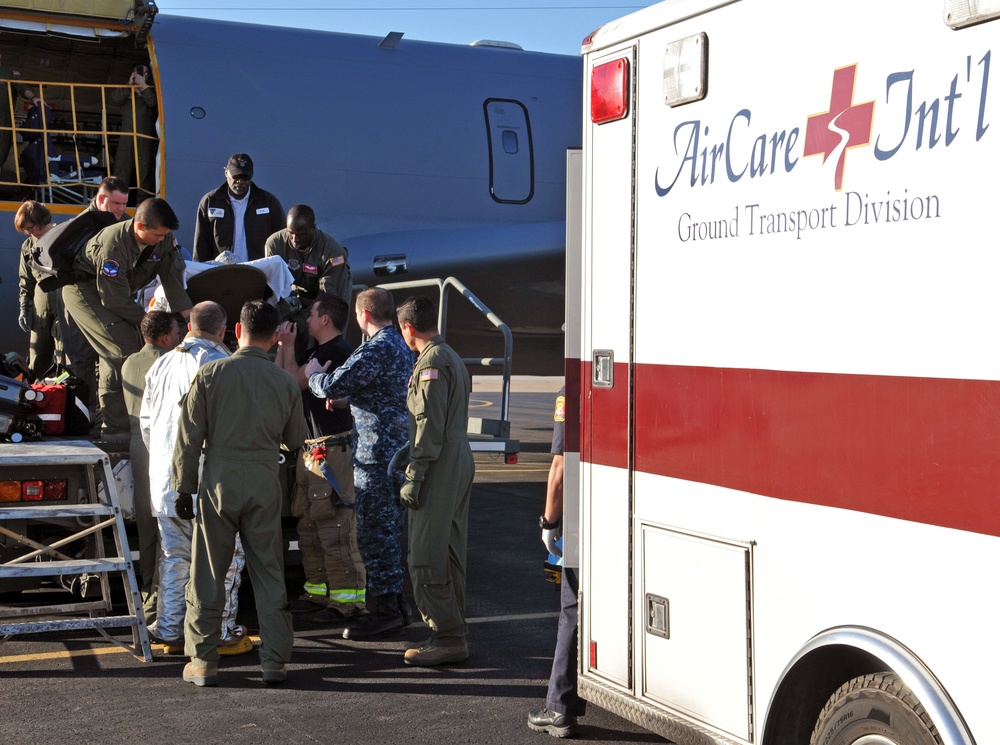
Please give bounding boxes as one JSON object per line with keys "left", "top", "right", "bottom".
{"left": 542, "top": 527, "right": 562, "bottom": 557}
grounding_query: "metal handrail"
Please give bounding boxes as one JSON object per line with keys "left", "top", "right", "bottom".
{"left": 376, "top": 276, "right": 514, "bottom": 439}
{"left": 1, "top": 78, "right": 159, "bottom": 201}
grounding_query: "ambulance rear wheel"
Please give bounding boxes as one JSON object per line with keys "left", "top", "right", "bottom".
{"left": 808, "top": 672, "right": 942, "bottom": 745}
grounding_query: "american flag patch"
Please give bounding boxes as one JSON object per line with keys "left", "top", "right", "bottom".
{"left": 419, "top": 369, "right": 439, "bottom": 381}
{"left": 328, "top": 256, "right": 345, "bottom": 267}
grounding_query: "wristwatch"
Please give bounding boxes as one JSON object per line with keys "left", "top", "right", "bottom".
{"left": 539, "top": 515, "right": 559, "bottom": 530}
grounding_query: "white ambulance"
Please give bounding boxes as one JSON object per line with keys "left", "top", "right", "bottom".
{"left": 574, "top": 1, "right": 999, "bottom": 743}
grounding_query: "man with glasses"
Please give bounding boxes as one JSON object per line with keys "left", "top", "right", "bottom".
{"left": 192, "top": 152, "right": 284, "bottom": 263}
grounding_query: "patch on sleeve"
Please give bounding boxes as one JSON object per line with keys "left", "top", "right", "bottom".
{"left": 327, "top": 256, "right": 345, "bottom": 267}
{"left": 100, "top": 259, "right": 121, "bottom": 278}
{"left": 419, "top": 368, "right": 439, "bottom": 382}
{"left": 554, "top": 394, "right": 565, "bottom": 423}
{"left": 303, "top": 263, "right": 318, "bottom": 275}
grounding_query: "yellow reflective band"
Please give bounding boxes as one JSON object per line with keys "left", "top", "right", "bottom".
{"left": 304, "top": 582, "right": 328, "bottom": 596}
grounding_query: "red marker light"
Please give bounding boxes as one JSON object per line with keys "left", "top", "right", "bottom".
{"left": 43, "top": 479, "right": 68, "bottom": 501}
{"left": 591, "top": 58, "right": 629, "bottom": 124}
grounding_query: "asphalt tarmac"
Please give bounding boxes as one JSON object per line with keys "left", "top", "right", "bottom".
{"left": 0, "top": 384, "right": 669, "bottom": 745}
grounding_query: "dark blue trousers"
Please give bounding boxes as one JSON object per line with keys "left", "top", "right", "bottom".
{"left": 546, "top": 566, "right": 586, "bottom": 716}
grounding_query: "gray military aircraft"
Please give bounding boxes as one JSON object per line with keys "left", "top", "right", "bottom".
{"left": 0, "top": 1, "right": 580, "bottom": 374}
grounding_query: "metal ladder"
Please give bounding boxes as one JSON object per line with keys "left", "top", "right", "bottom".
{"left": 0, "top": 441, "right": 152, "bottom": 662}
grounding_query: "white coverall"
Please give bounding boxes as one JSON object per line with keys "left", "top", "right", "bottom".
{"left": 140, "top": 333, "right": 246, "bottom": 642}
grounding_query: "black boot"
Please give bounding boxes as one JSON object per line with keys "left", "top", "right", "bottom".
{"left": 398, "top": 593, "right": 414, "bottom": 627}
{"left": 342, "top": 593, "right": 404, "bottom": 640}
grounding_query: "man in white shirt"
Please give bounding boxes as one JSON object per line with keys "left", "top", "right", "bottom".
{"left": 191, "top": 153, "right": 284, "bottom": 262}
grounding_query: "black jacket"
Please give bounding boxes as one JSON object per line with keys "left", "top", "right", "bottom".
{"left": 192, "top": 182, "right": 284, "bottom": 262}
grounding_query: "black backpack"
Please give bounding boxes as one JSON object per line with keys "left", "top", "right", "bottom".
{"left": 30, "top": 208, "right": 118, "bottom": 292}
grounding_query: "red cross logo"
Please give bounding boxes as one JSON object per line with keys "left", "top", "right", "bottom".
{"left": 804, "top": 65, "right": 875, "bottom": 191}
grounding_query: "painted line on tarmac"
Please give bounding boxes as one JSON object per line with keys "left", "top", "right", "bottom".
{"left": 0, "top": 635, "right": 264, "bottom": 664}
{"left": 469, "top": 399, "right": 493, "bottom": 409}
{"left": 0, "top": 645, "right": 128, "bottom": 664}
{"left": 466, "top": 611, "right": 559, "bottom": 625}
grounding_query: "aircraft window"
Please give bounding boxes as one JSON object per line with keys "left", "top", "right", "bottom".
{"left": 484, "top": 98, "right": 534, "bottom": 204}
{"left": 502, "top": 130, "right": 518, "bottom": 155}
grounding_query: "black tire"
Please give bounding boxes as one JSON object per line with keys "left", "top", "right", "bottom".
{"left": 809, "top": 672, "right": 943, "bottom": 745}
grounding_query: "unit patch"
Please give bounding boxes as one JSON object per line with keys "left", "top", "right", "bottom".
{"left": 554, "top": 394, "right": 566, "bottom": 423}
{"left": 419, "top": 369, "right": 439, "bottom": 382}
{"left": 100, "top": 259, "right": 121, "bottom": 278}
{"left": 288, "top": 259, "right": 300, "bottom": 271}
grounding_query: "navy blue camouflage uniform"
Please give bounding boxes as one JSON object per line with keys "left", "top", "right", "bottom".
{"left": 308, "top": 325, "right": 413, "bottom": 597}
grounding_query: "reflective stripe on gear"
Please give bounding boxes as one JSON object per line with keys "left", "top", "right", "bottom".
{"left": 304, "top": 581, "right": 328, "bottom": 597}
{"left": 329, "top": 588, "right": 366, "bottom": 604}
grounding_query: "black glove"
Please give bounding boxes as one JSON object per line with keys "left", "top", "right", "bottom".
{"left": 175, "top": 492, "right": 195, "bottom": 520}
{"left": 18, "top": 303, "right": 33, "bottom": 333}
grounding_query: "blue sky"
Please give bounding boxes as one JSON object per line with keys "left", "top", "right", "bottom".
{"left": 150, "top": 1, "right": 654, "bottom": 56}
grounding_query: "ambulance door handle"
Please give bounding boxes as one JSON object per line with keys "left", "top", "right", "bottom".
{"left": 593, "top": 349, "right": 614, "bottom": 388}
{"left": 646, "top": 593, "right": 669, "bottom": 639}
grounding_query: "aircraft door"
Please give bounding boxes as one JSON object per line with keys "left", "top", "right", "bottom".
{"left": 484, "top": 98, "right": 533, "bottom": 203}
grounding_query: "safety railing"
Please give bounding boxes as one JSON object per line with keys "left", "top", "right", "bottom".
{"left": 0, "top": 78, "right": 158, "bottom": 204}
{"left": 376, "top": 275, "right": 519, "bottom": 459}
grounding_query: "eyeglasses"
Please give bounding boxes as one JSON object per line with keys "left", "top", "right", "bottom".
{"left": 228, "top": 172, "right": 251, "bottom": 183}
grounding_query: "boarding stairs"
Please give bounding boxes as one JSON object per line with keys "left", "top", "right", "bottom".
{"left": 0, "top": 442, "right": 151, "bottom": 662}
{"left": 376, "top": 276, "right": 520, "bottom": 461}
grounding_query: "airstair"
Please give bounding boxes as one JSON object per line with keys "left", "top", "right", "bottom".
{"left": 377, "top": 276, "right": 520, "bottom": 461}
{"left": 0, "top": 441, "right": 151, "bottom": 662}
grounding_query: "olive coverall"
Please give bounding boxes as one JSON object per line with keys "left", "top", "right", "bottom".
{"left": 62, "top": 218, "right": 191, "bottom": 434}
{"left": 401, "top": 336, "right": 475, "bottom": 645}
{"left": 172, "top": 346, "right": 306, "bottom": 669}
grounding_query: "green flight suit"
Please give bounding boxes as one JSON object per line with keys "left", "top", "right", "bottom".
{"left": 266, "top": 227, "right": 352, "bottom": 358}
{"left": 18, "top": 235, "right": 58, "bottom": 379}
{"left": 121, "top": 341, "right": 168, "bottom": 623}
{"left": 111, "top": 83, "right": 158, "bottom": 197}
{"left": 62, "top": 218, "right": 191, "bottom": 434}
{"left": 172, "top": 346, "right": 307, "bottom": 668}
{"left": 402, "top": 336, "right": 475, "bottom": 643}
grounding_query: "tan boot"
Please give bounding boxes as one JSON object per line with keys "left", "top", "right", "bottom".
{"left": 403, "top": 640, "right": 469, "bottom": 667}
{"left": 182, "top": 659, "right": 218, "bottom": 687}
